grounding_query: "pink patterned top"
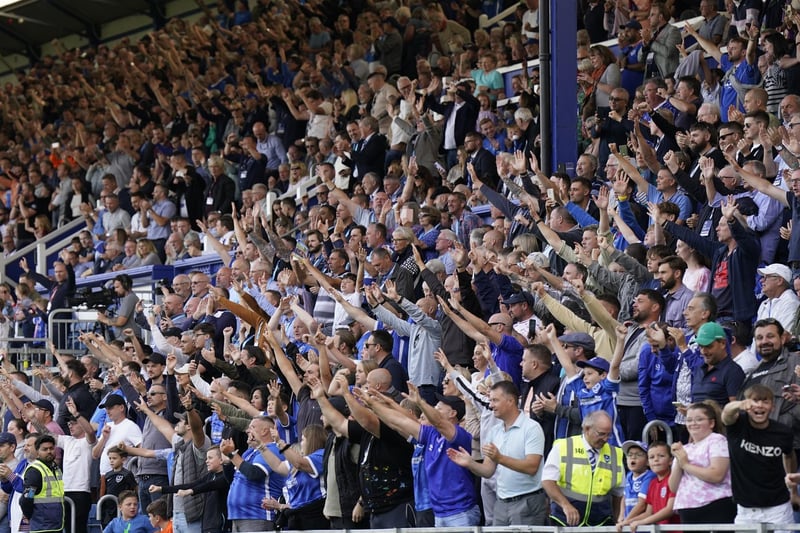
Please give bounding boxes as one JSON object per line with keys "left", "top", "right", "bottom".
{"left": 673, "top": 432, "right": 732, "bottom": 510}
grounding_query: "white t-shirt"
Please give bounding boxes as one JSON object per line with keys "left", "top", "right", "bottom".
{"left": 56, "top": 435, "right": 94, "bottom": 492}
{"left": 99, "top": 418, "right": 143, "bottom": 475}
{"left": 333, "top": 292, "right": 363, "bottom": 331}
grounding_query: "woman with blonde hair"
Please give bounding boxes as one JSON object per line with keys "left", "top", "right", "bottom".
{"left": 334, "top": 88, "right": 361, "bottom": 131}
{"left": 136, "top": 239, "right": 162, "bottom": 266}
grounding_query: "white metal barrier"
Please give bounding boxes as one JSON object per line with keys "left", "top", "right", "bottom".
{"left": 279, "top": 525, "right": 796, "bottom": 533}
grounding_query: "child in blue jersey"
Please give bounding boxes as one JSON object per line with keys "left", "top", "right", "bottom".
{"left": 402, "top": 398, "right": 434, "bottom": 527}
{"left": 267, "top": 382, "right": 298, "bottom": 444}
{"left": 547, "top": 322, "right": 625, "bottom": 446}
{"left": 103, "top": 490, "right": 157, "bottom": 533}
{"left": 618, "top": 440, "right": 656, "bottom": 523}
{"left": 262, "top": 425, "right": 329, "bottom": 531}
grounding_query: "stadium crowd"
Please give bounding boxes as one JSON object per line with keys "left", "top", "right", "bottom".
{"left": 3, "top": 0, "right": 800, "bottom": 532}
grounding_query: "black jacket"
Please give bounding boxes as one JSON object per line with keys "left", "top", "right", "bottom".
{"left": 425, "top": 88, "right": 480, "bottom": 150}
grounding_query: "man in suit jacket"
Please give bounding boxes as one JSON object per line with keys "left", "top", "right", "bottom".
{"left": 641, "top": 3, "right": 681, "bottom": 78}
{"left": 425, "top": 77, "right": 479, "bottom": 169}
{"left": 463, "top": 131, "right": 499, "bottom": 190}
{"left": 19, "top": 256, "right": 75, "bottom": 350}
{"left": 205, "top": 155, "right": 236, "bottom": 215}
{"left": 371, "top": 247, "right": 416, "bottom": 302}
{"left": 347, "top": 116, "right": 387, "bottom": 181}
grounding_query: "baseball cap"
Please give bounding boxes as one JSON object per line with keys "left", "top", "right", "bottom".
{"left": 502, "top": 291, "right": 532, "bottom": 306}
{"left": 758, "top": 264, "right": 792, "bottom": 285}
{"left": 0, "top": 432, "right": 15, "bottom": 445}
{"left": 558, "top": 332, "right": 596, "bottom": 352}
{"left": 695, "top": 322, "right": 727, "bottom": 347}
{"left": 142, "top": 353, "right": 166, "bottom": 366}
{"left": 162, "top": 327, "right": 183, "bottom": 339}
{"left": 622, "top": 440, "right": 648, "bottom": 455}
{"left": 33, "top": 399, "right": 54, "bottom": 415}
{"left": 434, "top": 393, "right": 466, "bottom": 420}
{"left": 99, "top": 394, "right": 126, "bottom": 409}
{"left": 625, "top": 19, "right": 642, "bottom": 30}
{"left": 175, "top": 363, "right": 192, "bottom": 375}
{"left": 576, "top": 356, "right": 611, "bottom": 374}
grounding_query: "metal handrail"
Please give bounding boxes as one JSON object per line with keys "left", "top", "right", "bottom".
{"left": 0, "top": 216, "right": 86, "bottom": 281}
{"left": 479, "top": 4, "right": 518, "bottom": 29}
{"left": 279, "top": 524, "right": 796, "bottom": 532}
{"left": 95, "top": 494, "right": 119, "bottom": 521}
{"left": 64, "top": 495, "right": 76, "bottom": 533}
{"left": 642, "top": 419, "right": 673, "bottom": 446}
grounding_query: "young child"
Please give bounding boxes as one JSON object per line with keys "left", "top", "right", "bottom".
{"left": 146, "top": 498, "right": 172, "bottom": 533}
{"left": 332, "top": 273, "right": 362, "bottom": 331}
{"left": 101, "top": 446, "right": 137, "bottom": 526}
{"left": 547, "top": 323, "right": 626, "bottom": 446}
{"left": 618, "top": 440, "right": 656, "bottom": 524}
{"left": 103, "top": 490, "right": 156, "bottom": 533}
{"left": 620, "top": 441, "right": 680, "bottom": 530}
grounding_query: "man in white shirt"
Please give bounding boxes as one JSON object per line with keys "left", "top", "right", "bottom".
{"left": 90, "top": 394, "right": 143, "bottom": 476}
{"left": 756, "top": 264, "right": 800, "bottom": 332}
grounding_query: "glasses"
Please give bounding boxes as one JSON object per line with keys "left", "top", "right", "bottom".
{"left": 364, "top": 343, "right": 378, "bottom": 348}
{"left": 719, "top": 132, "right": 735, "bottom": 139}
{"left": 398, "top": 85, "right": 411, "bottom": 91}
{"left": 591, "top": 428, "right": 611, "bottom": 438}
{"left": 609, "top": 97, "right": 626, "bottom": 102}
{"left": 174, "top": 281, "right": 190, "bottom": 286}
{"left": 685, "top": 417, "right": 710, "bottom": 424}
{"left": 743, "top": 122, "right": 756, "bottom": 128}
{"left": 148, "top": 391, "right": 165, "bottom": 396}
{"left": 392, "top": 237, "right": 408, "bottom": 242}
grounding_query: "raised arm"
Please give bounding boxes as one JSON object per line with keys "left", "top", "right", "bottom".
{"left": 542, "top": 324, "right": 577, "bottom": 377}
{"left": 437, "top": 295, "right": 488, "bottom": 343}
{"left": 266, "top": 330, "right": 303, "bottom": 396}
{"left": 683, "top": 23, "right": 722, "bottom": 62}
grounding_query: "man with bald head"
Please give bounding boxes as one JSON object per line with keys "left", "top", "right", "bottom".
{"left": 439, "top": 300, "right": 524, "bottom": 388}
{"left": 482, "top": 229, "right": 504, "bottom": 254}
{"left": 215, "top": 266, "right": 232, "bottom": 290}
{"left": 160, "top": 293, "right": 189, "bottom": 331}
{"left": 780, "top": 95, "right": 800, "bottom": 126}
{"left": 171, "top": 274, "right": 192, "bottom": 303}
{"left": 366, "top": 368, "right": 404, "bottom": 403}
{"left": 371, "top": 282, "right": 441, "bottom": 404}
{"left": 252, "top": 121, "right": 287, "bottom": 172}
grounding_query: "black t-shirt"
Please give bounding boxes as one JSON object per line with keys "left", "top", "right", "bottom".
{"left": 727, "top": 412, "right": 793, "bottom": 507}
{"left": 348, "top": 419, "right": 414, "bottom": 513}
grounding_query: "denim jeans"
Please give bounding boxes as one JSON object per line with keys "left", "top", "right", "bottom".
{"left": 137, "top": 474, "right": 169, "bottom": 512}
{"left": 173, "top": 511, "right": 203, "bottom": 533}
{"left": 434, "top": 504, "right": 481, "bottom": 527}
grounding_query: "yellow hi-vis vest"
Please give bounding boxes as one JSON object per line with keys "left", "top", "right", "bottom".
{"left": 554, "top": 435, "right": 623, "bottom": 524}
{"left": 25, "top": 460, "right": 64, "bottom": 533}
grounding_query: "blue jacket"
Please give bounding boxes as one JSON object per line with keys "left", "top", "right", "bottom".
{"left": 637, "top": 343, "right": 678, "bottom": 423}
{"left": 664, "top": 218, "right": 760, "bottom": 322}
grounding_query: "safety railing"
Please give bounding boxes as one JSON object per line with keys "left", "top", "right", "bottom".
{"left": 495, "top": 15, "right": 707, "bottom": 110}
{"left": 479, "top": 3, "right": 519, "bottom": 30}
{"left": 278, "top": 525, "right": 796, "bottom": 533}
{"left": 0, "top": 215, "right": 86, "bottom": 283}
{"left": 95, "top": 494, "right": 119, "bottom": 521}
